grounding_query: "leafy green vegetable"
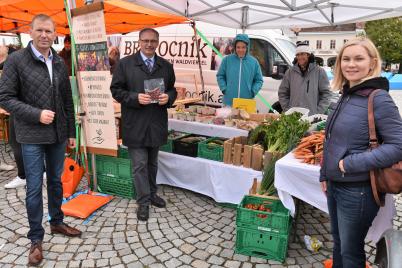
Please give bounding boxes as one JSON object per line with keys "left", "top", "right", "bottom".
{"left": 247, "top": 122, "right": 271, "bottom": 150}
{"left": 258, "top": 112, "right": 310, "bottom": 194}
{"left": 259, "top": 153, "right": 281, "bottom": 195}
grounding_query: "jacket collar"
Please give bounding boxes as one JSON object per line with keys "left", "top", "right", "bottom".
{"left": 134, "top": 51, "right": 161, "bottom": 73}
{"left": 27, "top": 41, "right": 63, "bottom": 64}
{"left": 292, "top": 62, "right": 316, "bottom": 75}
{"left": 343, "top": 77, "right": 389, "bottom": 96}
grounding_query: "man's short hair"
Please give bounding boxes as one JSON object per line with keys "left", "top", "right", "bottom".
{"left": 139, "top": 28, "right": 159, "bottom": 39}
{"left": 31, "top": 14, "right": 55, "bottom": 30}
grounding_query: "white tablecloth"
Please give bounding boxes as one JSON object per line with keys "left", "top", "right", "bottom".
{"left": 168, "top": 119, "right": 248, "bottom": 138}
{"left": 274, "top": 152, "right": 396, "bottom": 243}
{"left": 157, "top": 151, "right": 262, "bottom": 204}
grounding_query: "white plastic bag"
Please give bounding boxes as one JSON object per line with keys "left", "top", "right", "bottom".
{"left": 285, "top": 107, "right": 310, "bottom": 118}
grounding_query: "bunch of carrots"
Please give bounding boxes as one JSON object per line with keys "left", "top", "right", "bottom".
{"left": 293, "top": 131, "right": 325, "bottom": 165}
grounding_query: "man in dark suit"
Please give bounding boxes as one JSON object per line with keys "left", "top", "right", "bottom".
{"left": 110, "top": 28, "right": 177, "bottom": 221}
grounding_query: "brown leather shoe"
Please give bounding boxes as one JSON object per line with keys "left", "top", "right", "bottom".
{"left": 28, "top": 241, "right": 43, "bottom": 266}
{"left": 50, "top": 223, "right": 82, "bottom": 237}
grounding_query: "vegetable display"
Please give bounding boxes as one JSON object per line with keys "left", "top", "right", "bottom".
{"left": 265, "top": 112, "right": 310, "bottom": 153}
{"left": 247, "top": 112, "right": 309, "bottom": 153}
{"left": 253, "top": 112, "right": 310, "bottom": 195}
{"left": 293, "top": 131, "right": 325, "bottom": 165}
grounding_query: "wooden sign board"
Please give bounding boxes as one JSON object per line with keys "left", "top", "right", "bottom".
{"left": 71, "top": 2, "right": 117, "bottom": 156}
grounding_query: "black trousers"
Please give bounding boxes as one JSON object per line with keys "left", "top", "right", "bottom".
{"left": 128, "top": 146, "right": 159, "bottom": 206}
{"left": 8, "top": 115, "right": 25, "bottom": 179}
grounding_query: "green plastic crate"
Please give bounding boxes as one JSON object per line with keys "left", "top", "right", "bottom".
{"left": 159, "top": 140, "right": 173, "bottom": 153}
{"left": 235, "top": 225, "right": 289, "bottom": 262}
{"left": 160, "top": 131, "right": 190, "bottom": 153}
{"left": 118, "top": 146, "right": 129, "bottom": 159}
{"left": 87, "top": 154, "right": 135, "bottom": 199}
{"left": 118, "top": 141, "right": 173, "bottom": 154}
{"left": 94, "top": 154, "right": 132, "bottom": 179}
{"left": 197, "top": 137, "right": 226, "bottom": 162}
{"left": 217, "top": 202, "right": 237, "bottom": 209}
{"left": 237, "top": 195, "right": 291, "bottom": 235}
{"left": 96, "top": 174, "right": 136, "bottom": 199}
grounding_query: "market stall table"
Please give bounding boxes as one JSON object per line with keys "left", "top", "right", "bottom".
{"left": 157, "top": 151, "right": 262, "bottom": 204}
{"left": 168, "top": 119, "right": 248, "bottom": 138}
{"left": 274, "top": 152, "right": 395, "bottom": 243}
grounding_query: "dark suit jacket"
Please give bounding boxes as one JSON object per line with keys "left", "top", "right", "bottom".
{"left": 110, "top": 51, "right": 177, "bottom": 148}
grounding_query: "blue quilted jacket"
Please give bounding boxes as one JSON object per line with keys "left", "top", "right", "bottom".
{"left": 320, "top": 77, "right": 402, "bottom": 182}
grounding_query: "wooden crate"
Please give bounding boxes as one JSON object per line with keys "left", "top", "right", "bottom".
{"left": 249, "top": 113, "right": 280, "bottom": 123}
{"left": 223, "top": 136, "right": 264, "bottom": 171}
{"left": 248, "top": 178, "right": 280, "bottom": 199}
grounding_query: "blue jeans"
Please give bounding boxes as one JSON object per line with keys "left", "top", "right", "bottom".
{"left": 22, "top": 142, "right": 66, "bottom": 242}
{"left": 327, "top": 181, "right": 379, "bottom": 268}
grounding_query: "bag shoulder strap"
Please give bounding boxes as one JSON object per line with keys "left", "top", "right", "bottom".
{"left": 368, "top": 88, "right": 384, "bottom": 206}
{"left": 368, "top": 89, "right": 382, "bottom": 148}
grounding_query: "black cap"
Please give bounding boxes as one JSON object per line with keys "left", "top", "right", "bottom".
{"left": 64, "top": 35, "right": 71, "bottom": 43}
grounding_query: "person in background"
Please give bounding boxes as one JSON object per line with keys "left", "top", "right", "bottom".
{"left": 108, "top": 46, "right": 120, "bottom": 74}
{"left": 58, "top": 35, "right": 72, "bottom": 76}
{"left": 0, "top": 14, "right": 81, "bottom": 266}
{"left": 4, "top": 107, "right": 27, "bottom": 188}
{"left": 0, "top": 45, "right": 16, "bottom": 172}
{"left": 278, "top": 40, "right": 332, "bottom": 115}
{"left": 216, "top": 34, "right": 263, "bottom": 106}
{"left": 320, "top": 37, "right": 402, "bottom": 268}
{"left": 110, "top": 28, "right": 177, "bottom": 222}
{"left": 0, "top": 45, "right": 9, "bottom": 70}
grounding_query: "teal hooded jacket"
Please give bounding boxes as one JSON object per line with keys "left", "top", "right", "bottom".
{"left": 216, "top": 34, "right": 263, "bottom": 106}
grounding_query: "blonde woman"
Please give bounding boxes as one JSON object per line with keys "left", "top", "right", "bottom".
{"left": 320, "top": 37, "right": 402, "bottom": 267}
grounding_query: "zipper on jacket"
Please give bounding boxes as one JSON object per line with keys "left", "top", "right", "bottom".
{"left": 237, "top": 58, "right": 243, "bottom": 98}
{"left": 306, "top": 80, "right": 310, "bottom": 93}
{"left": 326, "top": 94, "right": 347, "bottom": 140}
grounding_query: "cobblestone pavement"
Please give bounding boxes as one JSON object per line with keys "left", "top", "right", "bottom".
{"left": 0, "top": 144, "right": 401, "bottom": 268}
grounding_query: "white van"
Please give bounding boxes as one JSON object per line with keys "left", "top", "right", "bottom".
{"left": 116, "top": 22, "right": 296, "bottom": 113}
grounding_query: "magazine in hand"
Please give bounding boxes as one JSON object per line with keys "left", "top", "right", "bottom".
{"left": 144, "top": 78, "right": 165, "bottom": 103}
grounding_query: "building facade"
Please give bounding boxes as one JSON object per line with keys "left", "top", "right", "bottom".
{"left": 285, "top": 23, "right": 364, "bottom": 67}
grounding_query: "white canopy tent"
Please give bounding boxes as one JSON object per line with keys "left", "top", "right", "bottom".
{"left": 125, "top": 0, "right": 402, "bottom": 29}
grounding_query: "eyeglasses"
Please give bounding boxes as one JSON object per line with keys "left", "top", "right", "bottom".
{"left": 140, "top": 39, "right": 158, "bottom": 44}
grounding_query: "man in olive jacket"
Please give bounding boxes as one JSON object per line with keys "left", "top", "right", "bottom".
{"left": 110, "top": 28, "right": 177, "bottom": 221}
{"left": 0, "top": 14, "right": 81, "bottom": 266}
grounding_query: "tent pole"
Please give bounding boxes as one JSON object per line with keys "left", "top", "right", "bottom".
{"left": 241, "top": 6, "right": 249, "bottom": 33}
{"left": 191, "top": 21, "right": 206, "bottom": 106}
{"left": 65, "top": 0, "right": 98, "bottom": 192}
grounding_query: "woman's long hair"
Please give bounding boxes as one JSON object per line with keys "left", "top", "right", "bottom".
{"left": 332, "top": 37, "right": 382, "bottom": 90}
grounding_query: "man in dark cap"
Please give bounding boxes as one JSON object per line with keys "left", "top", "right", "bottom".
{"left": 278, "top": 40, "right": 332, "bottom": 115}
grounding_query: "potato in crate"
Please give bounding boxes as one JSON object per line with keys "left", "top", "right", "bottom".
{"left": 197, "top": 137, "right": 227, "bottom": 162}
{"left": 173, "top": 134, "right": 208, "bottom": 157}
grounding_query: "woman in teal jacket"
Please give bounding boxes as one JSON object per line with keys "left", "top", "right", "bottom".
{"left": 216, "top": 34, "right": 263, "bottom": 106}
